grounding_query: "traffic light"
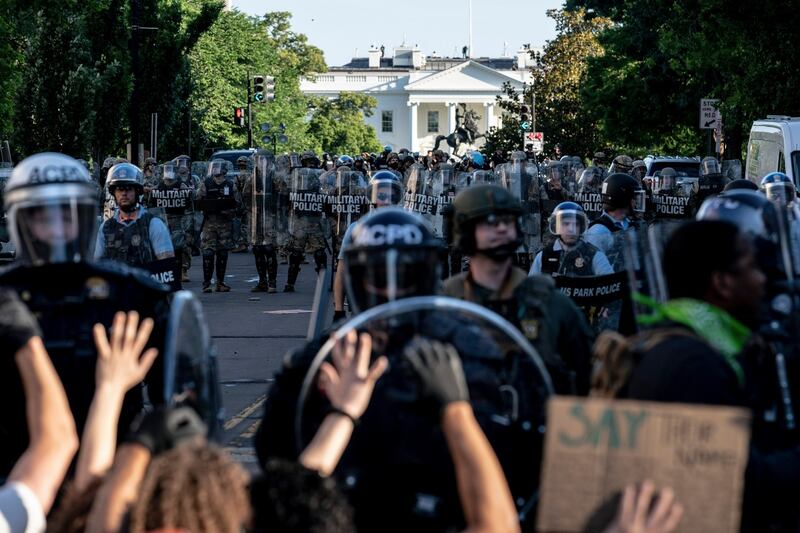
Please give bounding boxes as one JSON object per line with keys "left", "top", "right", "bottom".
{"left": 234, "top": 107, "right": 245, "bottom": 127}
{"left": 264, "top": 76, "right": 276, "bottom": 102}
{"left": 253, "top": 75, "right": 265, "bottom": 103}
{"left": 520, "top": 104, "right": 531, "bottom": 131}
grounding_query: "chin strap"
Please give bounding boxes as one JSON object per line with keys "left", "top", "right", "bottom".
{"left": 476, "top": 238, "right": 523, "bottom": 262}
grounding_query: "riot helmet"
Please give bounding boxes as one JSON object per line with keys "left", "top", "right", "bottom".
{"left": 466, "top": 151, "right": 485, "bottom": 169}
{"left": 578, "top": 167, "right": 603, "bottom": 191}
{"left": 697, "top": 189, "right": 781, "bottom": 274}
{"left": 609, "top": 154, "right": 633, "bottom": 175}
{"left": 342, "top": 207, "right": 442, "bottom": 313}
{"left": 724, "top": 179, "right": 759, "bottom": 192}
{"left": 452, "top": 184, "right": 523, "bottom": 257}
{"left": 160, "top": 163, "right": 178, "bottom": 185}
{"left": 336, "top": 155, "right": 353, "bottom": 169}
{"left": 143, "top": 157, "right": 157, "bottom": 173}
{"left": 206, "top": 159, "right": 229, "bottom": 181}
{"left": 701, "top": 157, "right": 721, "bottom": 177}
{"left": 602, "top": 172, "right": 645, "bottom": 212}
{"left": 5, "top": 153, "right": 99, "bottom": 265}
{"left": 367, "top": 171, "right": 404, "bottom": 207}
{"left": 106, "top": 163, "right": 145, "bottom": 195}
{"left": 173, "top": 155, "right": 191, "bottom": 170}
{"left": 236, "top": 155, "right": 250, "bottom": 169}
{"left": 300, "top": 150, "right": 320, "bottom": 168}
{"left": 654, "top": 167, "right": 677, "bottom": 193}
{"left": 631, "top": 160, "right": 647, "bottom": 181}
{"left": 760, "top": 172, "right": 796, "bottom": 206}
{"left": 386, "top": 152, "right": 401, "bottom": 170}
{"left": 548, "top": 201, "right": 588, "bottom": 245}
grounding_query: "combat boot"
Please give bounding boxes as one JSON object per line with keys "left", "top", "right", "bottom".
{"left": 202, "top": 251, "right": 215, "bottom": 293}
{"left": 268, "top": 280, "right": 277, "bottom": 293}
{"left": 215, "top": 251, "right": 231, "bottom": 292}
{"left": 253, "top": 250, "right": 269, "bottom": 293}
{"left": 181, "top": 268, "right": 190, "bottom": 283}
{"left": 251, "top": 280, "right": 267, "bottom": 292}
{"left": 283, "top": 284, "right": 295, "bottom": 293}
{"left": 267, "top": 250, "right": 278, "bottom": 294}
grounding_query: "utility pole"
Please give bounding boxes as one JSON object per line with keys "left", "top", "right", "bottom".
{"left": 246, "top": 71, "right": 253, "bottom": 149}
{"left": 129, "top": 0, "right": 141, "bottom": 165}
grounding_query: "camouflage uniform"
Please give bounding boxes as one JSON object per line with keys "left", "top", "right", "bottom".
{"left": 197, "top": 161, "right": 239, "bottom": 292}
{"left": 284, "top": 167, "right": 327, "bottom": 292}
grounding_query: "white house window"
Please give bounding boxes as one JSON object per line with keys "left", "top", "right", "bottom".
{"left": 427, "top": 111, "right": 439, "bottom": 133}
{"left": 378, "top": 76, "right": 398, "bottom": 83}
{"left": 381, "top": 111, "right": 393, "bottom": 133}
{"left": 346, "top": 75, "right": 367, "bottom": 82}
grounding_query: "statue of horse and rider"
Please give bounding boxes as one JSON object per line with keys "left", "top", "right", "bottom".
{"left": 434, "top": 104, "right": 483, "bottom": 155}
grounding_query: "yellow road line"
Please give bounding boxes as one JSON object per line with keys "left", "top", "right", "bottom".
{"left": 224, "top": 394, "right": 266, "bottom": 432}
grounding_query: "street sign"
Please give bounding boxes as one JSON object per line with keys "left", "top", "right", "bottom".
{"left": 525, "top": 132, "right": 544, "bottom": 142}
{"left": 700, "top": 99, "right": 722, "bottom": 129}
{"left": 531, "top": 140, "right": 544, "bottom": 153}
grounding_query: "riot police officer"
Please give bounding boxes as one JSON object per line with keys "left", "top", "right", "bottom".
{"left": 697, "top": 157, "right": 728, "bottom": 203}
{"left": 197, "top": 159, "right": 238, "bottom": 293}
{"left": 444, "top": 186, "right": 595, "bottom": 394}
{"left": 258, "top": 207, "right": 552, "bottom": 531}
{"left": 532, "top": 201, "right": 613, "bottom": 277}
{"left": 586, "top": 172, "right": 644, "bottom": 265}
{"left": 332, "top": 170, "right": 404, "bottom": 319}
{"left": 95, "top": 162, "right": 175, "bottom": 268}
{"left": 148, "top": 163, "right": 193, "bottom": 281}
{"left": 0, "top": 152, "right": 219, "bottom": 475}
{"left": 761, "top": 171, "right": 796, "bottom": 206}
{"left": 284, "top": 165, "right": 327, "bottom": 293}
{"left": 245, "top": 151, "right": 281, "bottom": 293}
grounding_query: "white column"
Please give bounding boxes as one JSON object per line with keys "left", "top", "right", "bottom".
{"left": 408, "top": 102, "right": 419, "bottom": 152}
{"left": 447, "top": 102, "right": 457, "bottom": 135}
{"left": 484, "top": 102, "right": 495, "bottom": 131}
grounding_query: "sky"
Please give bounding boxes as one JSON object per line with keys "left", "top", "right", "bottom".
{"left": 233, "top": 0, "right": 564, "bottom": 66}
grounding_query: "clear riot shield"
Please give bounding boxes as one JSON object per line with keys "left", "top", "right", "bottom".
{"left": 163, "top": 291, "right": 222, "bottom": 438}
{"left": 294, "top": 297, "right": 552, "bottom": 530}
{"left": 722, "top": 159, "right": 743, "bottom": 182}
{"left": 403, "top": 165, "right": 444, "bottom": 238}
{"left": 250, "top": 151, "right": 277, "bottom": 246}
{"left": 148, "top": 164, "right": 193, "bottom": 217}
{"left": 435, "top": 163, "right": 458, "bottom": 215}
{"left": 575, "top": 167, "right": 605, "bottom": 223}
{"left": 498, "top": 161, "right": 542, "bottom": 256}
{"left": 456, "top": 169, "right": 496, "bottom": 188}
{"left": 286, "top": 168, "right": 326, "bottom": 250}
{"left": 0, "top": 165, "right": 11, "bottom": 244}
{"left": 552, "top": 231, "right": 639, "bottom": 335}
{"left": 141, "top": 206, "right": 181, "bottom": 291}
{"left": 324, "top": 169, "right": 369, "bottom": 238}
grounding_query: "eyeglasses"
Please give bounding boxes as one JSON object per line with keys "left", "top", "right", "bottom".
{"left": 481, "top": 214, "right": 516, "bottom": 227}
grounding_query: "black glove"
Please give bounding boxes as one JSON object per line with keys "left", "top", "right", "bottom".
{"left": 332, "top": 310, "right": 347, "bottom": 322}
{"left": 125, "top": 406, "right": 207, "bottom": 456}
{"left": 0, "top": 288, "right": 42, "bottom": 355}
{"left": 404, "top": 337, "right": 469, "bottom": 417}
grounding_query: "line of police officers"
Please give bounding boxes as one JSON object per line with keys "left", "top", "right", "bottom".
{"left": 3, "top": 145, "right": 799, "bottom": 531}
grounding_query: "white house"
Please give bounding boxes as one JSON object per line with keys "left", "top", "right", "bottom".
{"left": 300, "top": 46, "right": 535, "bottom": 154}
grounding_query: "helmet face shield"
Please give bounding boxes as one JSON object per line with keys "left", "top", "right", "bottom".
{"left": 344, "top": 247, "right": 440, "bottom": 313}
{"left": 207, "top": 161, "right": 228, "bottom": 178}
{"left": 161, "top": 164, "right": 177, "bottom": 184}
{"left": 701, "top": 158, "right": 720, "bottom": 176}
{"left": 765, "top": 182, "right": 794, "bottom": 206}
{"left": 11, "top": 198, "right": 97, "bottom": 265}
{"left": 368, "top": 179, "right": 404, "bottom": 207}
{"left": 549, "top": 209, "right": 588, "bottom": 239}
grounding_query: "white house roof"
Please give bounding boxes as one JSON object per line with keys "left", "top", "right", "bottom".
{"left": 404, "top": 60, "right": 525, "bottom": 92}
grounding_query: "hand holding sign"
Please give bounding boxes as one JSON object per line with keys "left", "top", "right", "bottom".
{"left": 605, "top": 480, "right": 684, "bottom": 533}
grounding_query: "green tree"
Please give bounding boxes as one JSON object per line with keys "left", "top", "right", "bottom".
{"left": 573, "top": 0, "right": 800, "bottom": 158}
{"left": 532, "top": 8, "right": 612, "bottom": 158}
{"left": 305, "top": 93, "right": 383, "bottom": 156}
{"left": 482, "top": 82, "right": 527, "bottom": 157}
{"left": 188, "top": 10, "right": 325, "bottom": 157}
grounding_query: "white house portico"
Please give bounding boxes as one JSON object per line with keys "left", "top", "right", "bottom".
{"left": 300, "top": 46, "right": 535, "bottom": 155}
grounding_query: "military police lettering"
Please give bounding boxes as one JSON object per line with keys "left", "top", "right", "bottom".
{"left": 289, "top": 191, "right": 324, "bottom": 214}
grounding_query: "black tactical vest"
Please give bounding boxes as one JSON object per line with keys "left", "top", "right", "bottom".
{"left": 589, "top": 213, "right": 623, "bottom": 233}
{"left": 204, "top": 176, "right": 235, "bottom": 200}
{"left": 101, "top": 211, "right": 156, "bottom": 267}
{"left": 151, "top": 182, "right": 191, "bottom": 215}
{"left": 541, "top": 240, "right": 597, "bottom": 277}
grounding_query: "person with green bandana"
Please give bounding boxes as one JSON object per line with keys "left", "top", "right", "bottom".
{"left": 625, "top": 220, "right": 763, "bottom": 405}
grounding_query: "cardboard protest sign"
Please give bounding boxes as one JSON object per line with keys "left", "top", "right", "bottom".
{"left": 537, "top": 396, "right": 750, "bottom": 533}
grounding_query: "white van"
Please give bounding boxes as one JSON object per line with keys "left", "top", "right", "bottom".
{"left": 745, "top": 116, "right": 800, "bottom": 185}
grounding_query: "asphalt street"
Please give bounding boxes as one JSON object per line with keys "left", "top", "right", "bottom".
{"left": 182, "top": 250, "right": 331, "bottom": 471}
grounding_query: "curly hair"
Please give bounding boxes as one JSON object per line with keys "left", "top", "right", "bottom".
{"left": 250, "top": 458, "right": 354, "bottom": 533}
{"left": 126, "top": 442, "right": 250, "bottom": 533}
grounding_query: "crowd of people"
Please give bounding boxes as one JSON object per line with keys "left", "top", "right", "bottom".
{"left": 0, "top": 139, "right": 798, "bottom": 532}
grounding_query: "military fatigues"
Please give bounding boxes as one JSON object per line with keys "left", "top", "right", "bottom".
{"left": 197, "top": 175, "right": 238, "bottom": 291}
{"left": 242, "top": 166, "right": 280, "bottom": 292}
{"left": 234, "top": 163, "right": 250, "bottom": 251}
{"left": 443, "top": 266, "right": 595, "bottom": 395}
{"left": 284, "top": 169, "right": 328, "bottom": 291}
